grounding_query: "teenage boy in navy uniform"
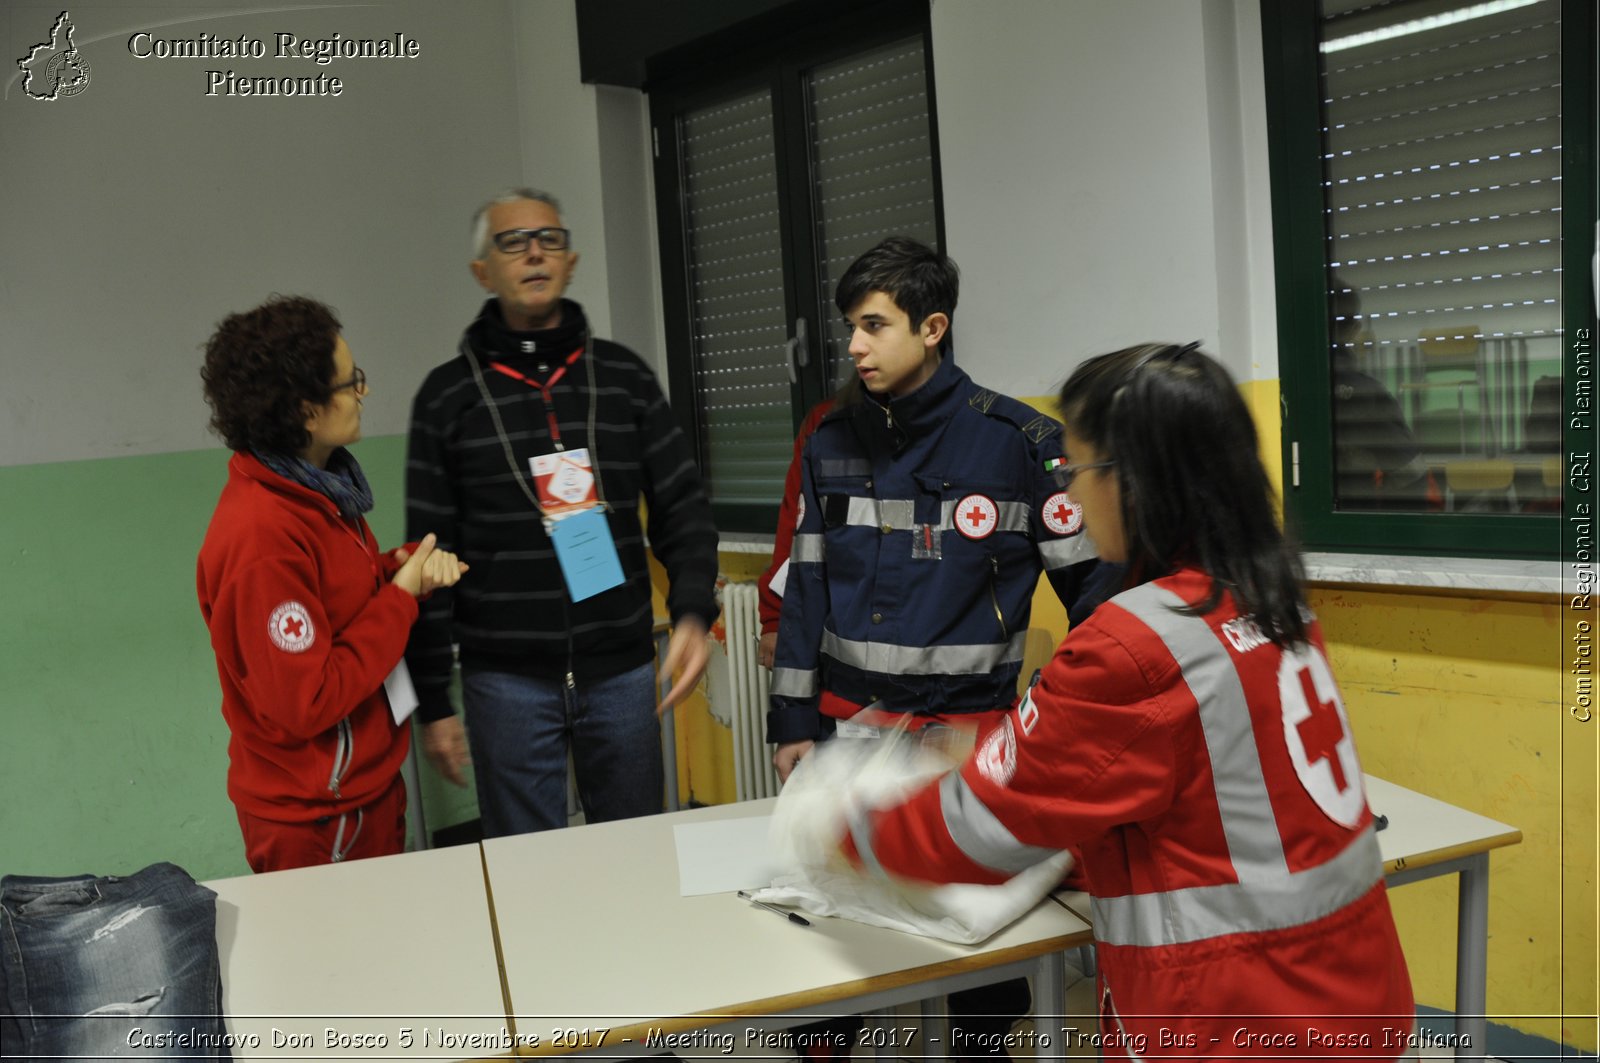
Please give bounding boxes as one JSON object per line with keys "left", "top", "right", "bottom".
{"left": 767, "top": 236, "right": 1113, "bottom": 1056}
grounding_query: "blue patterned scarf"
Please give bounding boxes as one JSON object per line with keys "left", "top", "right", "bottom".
{"left": 255, "top": 447, "right": 375, "bottom": 517}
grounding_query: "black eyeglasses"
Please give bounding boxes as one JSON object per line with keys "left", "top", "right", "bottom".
{"left": 332, "top": 366, "right": 367, "bottom": 394}
{"left": 492, "top": 227, "right": 571, "bottom": 254}
{"left": 1052, "top": 459, "right": 1116, "bottom": 488}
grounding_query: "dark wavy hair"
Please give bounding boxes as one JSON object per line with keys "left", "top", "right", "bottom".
{"left": 834, "top": 236, "right": 958, "bottom": 353}
{"left": 1057, "top": 343, "right": 1309, "bottom": 646}
{"left": 201, "top": 295, "right": 342, "bottom": 454}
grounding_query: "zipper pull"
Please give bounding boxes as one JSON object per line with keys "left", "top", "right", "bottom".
{"left": 566, "top": 671, "right": 576, "bottom": 690}
{"left": 988, "top": 556, "right": 1009, "bottom": 640}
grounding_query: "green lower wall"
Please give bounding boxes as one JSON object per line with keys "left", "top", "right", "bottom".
{"left": 0, "top": 434, "right": 477, "bottom": 882}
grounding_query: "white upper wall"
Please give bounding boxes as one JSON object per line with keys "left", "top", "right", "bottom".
{"left": 0, "top": 0, "right": 628, "bottom": 468}
{"left": 930, "top": 0, "right": 1278, "bottom": 395}
{"left": 1, "top": 0, "right": 1278, "bottom": 466}
{"left": 505, "top": 1, "right": 664, "bottom": 377}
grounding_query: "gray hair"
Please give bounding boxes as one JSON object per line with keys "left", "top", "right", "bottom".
{"left": 470, "top": 187, "right": 563, "bottom": 259}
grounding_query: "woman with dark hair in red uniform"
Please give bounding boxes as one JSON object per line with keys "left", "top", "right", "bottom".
{"left": 842, "top": 343, "right": 1415, "bottom": 1059}
{"left": 198, "top": 295, "right": 466, "bottom": 872}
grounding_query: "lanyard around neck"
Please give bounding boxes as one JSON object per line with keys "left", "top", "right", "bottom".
{"left": 462, "top": 332, "right": 606, "bottom": 522}
{"left": 488, "top": 346, "right": 585, "bottom": 449}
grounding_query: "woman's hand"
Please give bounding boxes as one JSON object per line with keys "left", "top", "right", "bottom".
{"left": 391, "top": 533, "right": 469, "bottom": 597}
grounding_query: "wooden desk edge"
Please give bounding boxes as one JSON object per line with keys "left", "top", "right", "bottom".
{"left": 1382, "top": 828, "right": 1524, "bottom": 876}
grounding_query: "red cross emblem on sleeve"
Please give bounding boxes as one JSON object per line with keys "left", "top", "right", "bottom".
{"left": 955, "top": 494, "right": 999, "bottom": 539}
{"left": 1279, "top": 646, "right": 1364, "bottom": 827}
{"left": 1041, "top": 491, "right": 1082, "bottom": 535}
{"left": 268, "top": 601, "right": 316, "bottom": 654}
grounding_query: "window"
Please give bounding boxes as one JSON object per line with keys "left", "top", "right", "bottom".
{"left": 651, "top": 8, "right": 941, "bottom": 532}
{"left": 1262, "top": 0, "right": 1596, "bottom": 558}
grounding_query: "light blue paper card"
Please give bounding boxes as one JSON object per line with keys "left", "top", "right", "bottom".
{"left": 549, "top": 506, "right": 626, "bottom": 601}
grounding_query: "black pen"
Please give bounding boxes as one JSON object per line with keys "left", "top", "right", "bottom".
{"left": 737, "top": 890, "right": 811, "bottom": 927}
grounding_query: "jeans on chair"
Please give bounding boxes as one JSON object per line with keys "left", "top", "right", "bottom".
{"left": 0, "top": 862, "right": 229, "bottom": 1061}
{"left": 462, "top": 661, "right": 662, "bottom": 838}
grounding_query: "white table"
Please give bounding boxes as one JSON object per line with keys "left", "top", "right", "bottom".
{"left": 208, "top": 844, "right": 510, "bottom": 1061}
{"left": 1364, "top": 774, "right": 1521, "bottom": 1060}
{"left": 481, "top": 799, "right": 1091, "bottom": 1057}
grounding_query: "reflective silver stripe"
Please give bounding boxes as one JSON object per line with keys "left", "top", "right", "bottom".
{"left": 1086, "top": 582, "right": 1384, "bottom": 946}
{"left": 939, "top": 771, "right": 1062, "bottom": 874}
{"left": 821, "top": 629, "right": 1026, "bottom": 676}
{"left": 1089, "top": 825, "right": 1383, "bottom": 946}
{"left": 818, "top": 458, "right": 870, "bottom": 477}
{"left": 791, "top": 533, "right": 825, "bottom": 564}
{"left": 1104, "top": 987, "right": 1150, "bottom": 1063}
{"left": 847, "top": 808, "right": 889, "bottom": 878}
{"left": 769, "top": 667, "right": 818, "bottom": 698}
{"left": 835, "top": 497, "right": 1030, "bottom": 534}
{"left": 846, "top": 496, "right": 915, "bottom": 529}
{"left": 1116, "top": 583, "right": 1287, "bottom": 880}
{"left": 1038, "top": 533, "right": 1097, "bottom": 570}
{"left": 941, "top": 498, "right": 1030, "bottom": 535}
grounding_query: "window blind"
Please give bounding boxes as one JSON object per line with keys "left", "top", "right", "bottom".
{"left": 803, "top": 37, "right": 939, "bottom": 388}
{"left": 1318, "top": 0, "right": 1563, "bottom": 494}
{"left": 678, "top": 88, "right": 794, "bottom": 507}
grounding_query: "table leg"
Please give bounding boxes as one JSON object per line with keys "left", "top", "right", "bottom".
{"left": 661, "top": 706, "right": 679, "bottom": 813}
{"left": 655, "top": 630, "right": 680, "bottom": 813}
{"left": 1035, "top": 951, "right": 1066, "bottom": 1061}
{"left": 1455, "top": 853, "right": 1490, "bottom": 1061}
{"left": 921, "top": 996, "right": 947, "bottom": 1063}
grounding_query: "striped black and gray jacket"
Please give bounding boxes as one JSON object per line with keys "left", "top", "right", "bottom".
{"left": 404, "top": 299, "right": 718, "bottom": 722}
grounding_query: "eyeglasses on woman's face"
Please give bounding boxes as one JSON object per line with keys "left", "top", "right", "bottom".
{"left": 1052, "top": 459, "right": 1116, "bottom": 489}
{"left": 331, "top": 366, "right": 367, "bottom": 394}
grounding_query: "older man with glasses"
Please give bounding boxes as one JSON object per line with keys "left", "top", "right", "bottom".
{"left": 403, "top": 188, "right": 718, "bottom": 838}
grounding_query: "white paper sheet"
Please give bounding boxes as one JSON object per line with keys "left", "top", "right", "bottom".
{"left": 384, "top": 660, "right": 419, "bottom": 725}
{"left": 767, "top": 557, "right": 791, "bottom": 597}
{"left": 673, "top": 816, "right": 777, "bottom": 896}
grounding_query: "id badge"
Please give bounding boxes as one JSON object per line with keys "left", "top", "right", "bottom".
{"left": 531, "top": 447, "right": 598, "bottom": 515}
{"left": 548, "top": 506, "right": 626, "bottom": 601}
{"left": 383, "top": 660, "right": 419, "bottom": 726}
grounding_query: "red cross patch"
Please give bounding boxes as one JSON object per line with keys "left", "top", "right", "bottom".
{"left": 1041, "top": 491, "right": 1082, "bottom": 536}
{"left": 975, "top": 716, "right": 1018, "bottom": 787}
{"left": 1279, "top": 645, "right": 1364, "bottom": 827}
{"left": 268, "top": 601, "right": 315, "bottom": 654}
{"left": 954, "top": 494, "right": 999, "bottom": 540}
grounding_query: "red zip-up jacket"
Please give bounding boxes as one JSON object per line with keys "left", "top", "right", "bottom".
{"left": 758, "top": 398, "right": 834, "bottom": 635}
{"left": 197, "top": 452, "right": 417, "bottom": 823}
{"left": 848, "top": 569, "right": 1413, "bottom": 1059}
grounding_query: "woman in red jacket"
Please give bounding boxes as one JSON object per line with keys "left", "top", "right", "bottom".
{"left": 197, "top": 295, "right": 465, "bottom": 872}
{"left": 844, "top": 343, "right": 1414, "bottom": 1059}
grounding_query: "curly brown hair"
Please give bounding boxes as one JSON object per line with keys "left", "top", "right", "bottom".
{"left": 201, "top": 295, "right": 342, "bottom": 454}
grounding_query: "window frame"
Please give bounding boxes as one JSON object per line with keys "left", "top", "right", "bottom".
{"left": 1260, "top": 0, "right": 1595, "bottom": 561}
{"left": 648, "top": 0, "right": 944, "bottom": 534}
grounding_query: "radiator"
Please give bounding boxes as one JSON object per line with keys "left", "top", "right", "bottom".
{"left": 710, "top": 582, "right": 780, "bottom": 801}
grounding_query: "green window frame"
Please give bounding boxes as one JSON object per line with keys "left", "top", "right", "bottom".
{"left": 1261, "top": 0, "right": 1596, "bottom": 560}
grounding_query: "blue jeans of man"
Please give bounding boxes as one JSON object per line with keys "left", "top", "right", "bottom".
{"left": 462, "top": 661, "right": 662, "bottom": 837}
{"left": 0, "top": 862, "right": 229, "bottom": 1061}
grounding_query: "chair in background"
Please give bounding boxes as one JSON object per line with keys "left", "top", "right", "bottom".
{"left": 1441, "top": 458, "right": 1516, "bottom": 511}
{"left": 1398, "top": 327, "right": 1492, "bottom": 455}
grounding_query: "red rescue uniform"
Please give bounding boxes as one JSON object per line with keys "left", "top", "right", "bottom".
{"left": 847, "top": 568, "right": 1414, "bottom": 1059}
